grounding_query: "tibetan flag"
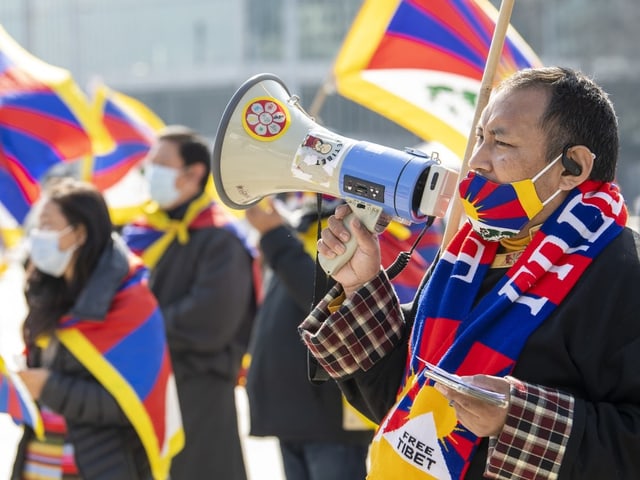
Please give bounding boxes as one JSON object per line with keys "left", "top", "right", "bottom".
{"left": 0, "top": 25, "right": 113, "bottom": 224}
{"left": 333, "top": 0, "right": 542, "bottom": 159}
{"left": 87, "top": 85, "right": 164, "bottom": 191}
{"left": 56, "top": 260, "right": 184, "bottom": 480}
{"left": 380, "top": 219, "right": 444, "bottom": 303}
{"left": 0, "top": 354, "right": 44, "bottom": 439}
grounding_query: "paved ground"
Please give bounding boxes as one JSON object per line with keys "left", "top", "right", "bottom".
{"left": 0, "top": 261, "right": 284, "bottom": 480}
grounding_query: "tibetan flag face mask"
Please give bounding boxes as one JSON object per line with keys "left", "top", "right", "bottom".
{"left": 458, "top": 153, "right": 563, "bottom": 241}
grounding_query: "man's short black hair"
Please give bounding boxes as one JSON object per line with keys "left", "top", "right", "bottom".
{"left": 497, "top": 66, "right": 619, "bottom": 182}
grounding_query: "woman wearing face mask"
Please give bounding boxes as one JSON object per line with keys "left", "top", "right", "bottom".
{"left": 12, "top": 178, "right": 183, "bottom": 480}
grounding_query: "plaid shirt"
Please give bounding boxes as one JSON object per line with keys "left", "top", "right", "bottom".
{"left": 299, "top": 271, "right": 574, "bottom": 479}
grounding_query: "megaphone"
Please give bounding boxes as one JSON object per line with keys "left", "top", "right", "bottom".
{"left": 212, "top": 73, "right": 458, "bottom": 275}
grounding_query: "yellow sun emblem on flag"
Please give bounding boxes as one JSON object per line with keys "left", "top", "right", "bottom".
{"left": 368, "top": 374, "right": 461, "bottom": 479}
{"left": 460, "top": 195, "right": 483, "bottom": 221}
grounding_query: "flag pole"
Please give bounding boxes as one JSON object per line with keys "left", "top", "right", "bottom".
{"left": 440, "top": 0, "right": 517, "bottom": 249}
{"left": 308, "top": 75, "right": 335, "bottom": 120}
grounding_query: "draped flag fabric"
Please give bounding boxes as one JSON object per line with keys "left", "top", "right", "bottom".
{"left": 88, "top": 85, "right": 164, "bottom": 191}
{"left": 120, "top": 193, "right": 253, "bottom": 269}
{"left": 0, "top": 354, "right": 44, "bottom": 439}
{"left": 56, "top": 259, "right": 184, "bottom": 480}
{"left": 332, "top": 0, "right": 542, "bottom": 159}
{"left": 0, "top": 25, "right": 113, "bottom": 224}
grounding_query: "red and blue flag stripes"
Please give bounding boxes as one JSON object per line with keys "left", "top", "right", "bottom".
{"left": 373, "top": 0, "right": 534, "bottom": 78}
{"left": 0, "top": 354, "right": 44, "bottom": 439}
{"left": 333, "top": 0, "right": 542, "bottom": 159}
{"left": 0, "top": 25, "right": 112, "bottom": 223}
{"left": 57, "top": 259, "right": 183, "bottom": 480}
{"left": 90, "top": 86, "right": 162, "bottom": 190}
{"left": 458, "top": 170, "right": 535, "bottom": 232}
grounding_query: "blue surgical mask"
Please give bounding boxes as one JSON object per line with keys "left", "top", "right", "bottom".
{"left": 145, "top": 164, "right": 181, "bottom": 208}
{"left": 29, "top": 226, "right": 77, "bottom": 277}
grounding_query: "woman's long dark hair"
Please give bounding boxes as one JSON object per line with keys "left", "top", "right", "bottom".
{"left": 23, "top": 178, "right": 113, "bottom": 346}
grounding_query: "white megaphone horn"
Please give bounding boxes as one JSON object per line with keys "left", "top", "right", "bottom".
{"left": 212, "top": 73, "right": 458, "bottom": 275}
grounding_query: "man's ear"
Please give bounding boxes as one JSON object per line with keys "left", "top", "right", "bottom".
{"left": 558, "top": 145, "right": 595, "bottom": 190}
{"left": 187, "top": 162, "right": 207, "bottom": 185}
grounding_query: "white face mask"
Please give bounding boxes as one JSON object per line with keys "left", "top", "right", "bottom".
{"left": 29, "top": 226, "right": 77, "bottom": 277}
{"left": 145, "top": 164, "right": 181, "bottom": 208}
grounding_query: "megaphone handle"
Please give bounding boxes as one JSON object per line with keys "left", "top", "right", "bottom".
{"left": 318, "top": 200, "right": 385, "bottom": 276}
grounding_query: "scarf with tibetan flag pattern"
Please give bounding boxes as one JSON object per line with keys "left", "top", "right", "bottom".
{"left": 122, "top": 192, "right": 252, "bottom": 269}
{"left": 122, "top": 193, "right": 262, "bottom": 306}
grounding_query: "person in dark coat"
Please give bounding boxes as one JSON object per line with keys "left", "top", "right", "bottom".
{"left": 14, "top": 178, "right": 182, "bottom": 480}
{"left": 301, "top": 67, "right": 640, "bottom": 479}
{"left": 122, "top": 126, "right": 256, "bottom": 480}
{"left": 244, "top": 196, "right": 373, "bottom": 480}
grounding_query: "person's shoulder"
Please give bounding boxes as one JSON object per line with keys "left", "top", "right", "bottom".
{"left": 187, "top": 224, "right": 255, "bottom": 261}
{"left": 189, "top": 222, "right": 246, "bottom": 243}
{"left": 610, "top": 226, "right": 640, "bottom": 255}
{"left": 595, "top": 227, "right": 640, "bottom": 272}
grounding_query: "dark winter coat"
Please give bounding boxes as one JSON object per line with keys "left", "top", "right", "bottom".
{"left": 246, "top": 225, "right": 373, "bottom": 444}
{"left": 143, "top": 201, "right": 256, "bottom": 480}
{"left": 337, "top": 227, "right": 640, "bottom": 479}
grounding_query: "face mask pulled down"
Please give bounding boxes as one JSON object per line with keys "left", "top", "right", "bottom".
{"left": 458, "top": 154, "right": 563, "bottom": 241}
{"left": 29, "top": 226, "right": 77, "bottom": 277}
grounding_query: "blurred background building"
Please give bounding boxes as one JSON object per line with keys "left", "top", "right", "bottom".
{"left": 1, "top": 0, "right": 639, "bottom": 205}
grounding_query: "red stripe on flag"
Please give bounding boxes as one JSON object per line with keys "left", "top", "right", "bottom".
{"left": 72, "top": 274, "right": 157, "bottom": 352}
{"left": 0, "top": 106, "right": 92, "bottom": 159}
{"left": 1, "top": 149, "right": 41, "bottom": 204}
{"left": 410, "top": 0, "right": 492, "bottom": 57}
{"left": 369, "top": 35, "right": 483, "bottom": 80}
{"left": 459, "top": 342, "right": 514, "bottom": 376}
{"left": 143, "top": 350, "right": 172, "bottom": 448}
{"left": 6, "top": 380, "right": 23, "bottom": 420}
{"left": 92, "top": 151, "right": 146, "bottom": 191}
{"left": 417, "top": 317, "right": 460, "bottom": 363}
{"left": 103, "top": 115, "right": 151, "bottom": 144}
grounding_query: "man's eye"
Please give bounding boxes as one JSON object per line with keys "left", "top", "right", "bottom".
{"left": 496, "top": 140, "right": 511, "bottom": 147}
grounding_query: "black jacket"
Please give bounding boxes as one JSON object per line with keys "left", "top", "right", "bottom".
{"left": 13, "top": 236, "right": 152, "bottom": 480}
{"left": 337, "top": 227, "right": 640, "bottom": 479}
{"left": 142, "top": 201, "right": 256, "bottom": 480}
{"left": 147, "top": 209, "right": 256, "bottom": 382}
{"left": 246, "top": 225, "right": 373, "bottom": 444}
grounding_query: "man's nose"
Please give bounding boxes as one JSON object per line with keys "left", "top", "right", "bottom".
{"left": 467, "top": 144, "right": 491, "bottom": 173}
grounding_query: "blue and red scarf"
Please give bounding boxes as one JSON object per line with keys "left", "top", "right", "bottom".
{"left": 368, "top": 181, "right": 627, "bottom": 479}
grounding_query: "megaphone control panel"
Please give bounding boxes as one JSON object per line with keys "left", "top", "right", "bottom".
{"left": 343, "top": 175, "right": 384, "bottom": 202}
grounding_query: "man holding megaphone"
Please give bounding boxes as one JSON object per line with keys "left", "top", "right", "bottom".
{"left": 297, "top": 67, "right": 640, "bottom": 479}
